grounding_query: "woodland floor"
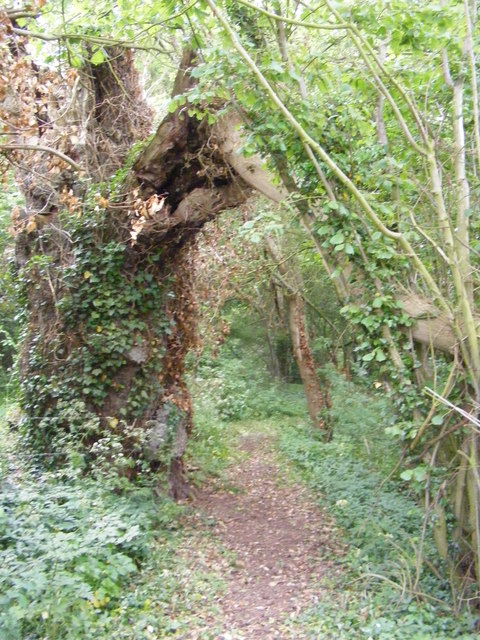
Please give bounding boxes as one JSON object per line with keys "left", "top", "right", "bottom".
{"left": 180, "top": 428, "right": 342, "bottom": 639}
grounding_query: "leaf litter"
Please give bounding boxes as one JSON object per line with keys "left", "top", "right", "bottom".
{"left": 177, "top": 430, "right": 343, "bottom": 639}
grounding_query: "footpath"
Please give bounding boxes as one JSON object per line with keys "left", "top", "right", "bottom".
{"left": 184, "top": 428, "right": 340, "bottom": 639}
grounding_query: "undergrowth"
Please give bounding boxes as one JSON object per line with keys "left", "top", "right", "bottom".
{"left": 277, "top": 369, "right": 479, "bottom": 639}
{"left": 192, "top": 341, "right": 307, "bottom": 422}
{"left": 0, "top": 400, "right": 225, "bottom": 640}
{"left": 3, "top": 344, "right": 480, "bottom": 639}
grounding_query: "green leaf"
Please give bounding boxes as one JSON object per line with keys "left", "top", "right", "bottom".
{"left": 431, "top": 414, "right": 444, "bottom": 426}
{"left": 326, "top": 201, "right": 339, "bottom": 211}
{"left": 90, "top": 49, "right": 106, "bottom": 66}
{"left": 330, "top": 232, "right": 345, "bottom": 246}
{"left": 269, "top": 61, "right": 284, "bottom": 73}
{"left": 361, "top": 316, "right": 375, "bottom": 328}
{"left": 288, "top": 69, "right": 302, "bottom": 82}
{"left": 190, "top": 66, "right": 204, "bottom": 78}
{"left": 243, "top": 92, "right": 257, "bottom": 108}
{"left": 413, "top": 467, "right": 427, "bottom": 482}
{"left": 70, "top": 54, "right": 83, "bottom": 69}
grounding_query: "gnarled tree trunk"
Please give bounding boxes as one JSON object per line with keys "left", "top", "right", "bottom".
{"left": 1, "top": 20, "right": 249, "bottom": 496}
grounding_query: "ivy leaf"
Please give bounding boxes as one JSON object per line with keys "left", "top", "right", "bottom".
{"left": 361, "top": 316, "right": 375, "bottom": 328}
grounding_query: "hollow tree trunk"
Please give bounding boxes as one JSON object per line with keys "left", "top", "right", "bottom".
{"left": 2, "top": 23, "right": 249, "bottom": 496}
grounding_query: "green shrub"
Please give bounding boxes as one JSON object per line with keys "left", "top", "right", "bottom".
{"left": 0, "top": 391, "right": 229, "bottom": 640}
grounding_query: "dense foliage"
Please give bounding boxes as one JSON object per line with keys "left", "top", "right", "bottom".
{"left": 2, "top": 0, "right": 480, "bottom": 633}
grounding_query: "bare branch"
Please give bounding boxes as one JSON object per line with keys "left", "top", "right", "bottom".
{"left": 425, "top": 388, "right": 480, "bottom": 428}
{"left": 233, "top": 0, "right": 349, "bottom": 30}
{"left": 6, "top": 9, "right": 38, "bottom": 20}
{"left": 0, "top": 144, "right": 83, "bottom": 172}
{"left": 10, "top": 28, "right": 172, "bottom": 56}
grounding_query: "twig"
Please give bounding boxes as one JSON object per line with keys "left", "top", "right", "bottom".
{"left": 0, "top": 144, "right": 83, "bottom": 172}
{"left": 424, "top": 387, "right": 480, "bottom": 429}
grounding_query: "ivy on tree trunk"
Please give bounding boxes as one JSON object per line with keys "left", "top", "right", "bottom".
{"left": 2, "top": 26, "right": 249, "bottom": 496}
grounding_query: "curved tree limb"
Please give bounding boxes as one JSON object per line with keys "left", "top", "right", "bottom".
{"left": 0, "top": 143, "right": 83, "bottom": 172}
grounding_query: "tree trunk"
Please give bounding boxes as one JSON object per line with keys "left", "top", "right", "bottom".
{"left": 2, "top": 27, "right": 249, "bottom": 496}
{"left": 286, "top": 291, "right": 325, "bottom": 427}
{"left": 265, "top": 237, "right": 325, "bottom": 428}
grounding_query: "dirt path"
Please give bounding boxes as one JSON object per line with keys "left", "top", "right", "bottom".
{"left": 192, "top": 431, "right": 340, "bottom": 639}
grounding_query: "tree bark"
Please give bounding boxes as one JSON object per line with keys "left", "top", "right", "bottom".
{"left": 2, "top": 24, "right": 249, "bottom": 496}
{"left": 287, "top": 290, "right": 325, "bottom": 427}
{"left": 265, "top": 236, "right": 325, "bottom": 428}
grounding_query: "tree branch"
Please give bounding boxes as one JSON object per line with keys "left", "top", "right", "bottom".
{"left": 0, "top": 144, "right": 83, "bottom": 172}
{"left": 233, "top": 0, "right": 349, "bottom": 30}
